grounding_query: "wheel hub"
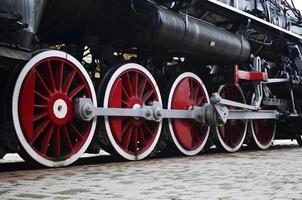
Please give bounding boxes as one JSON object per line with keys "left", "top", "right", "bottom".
{"left": 132, "top": 103, "right": 142, "bottom": 121}
{"left": 129, "top": 99, "right": 144, "bottom": 125}
{"left": 48, "top": 94, "right": 72, "bottom": 125}
{"left": 53, "top": 99, "right": 67, "bottom": 119}
{"left": 128, "top": 98, "right": 143, "bottom": 108}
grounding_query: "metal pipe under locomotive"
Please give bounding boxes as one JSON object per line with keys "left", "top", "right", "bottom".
{"left": 1, "top": 0, "right": 302, "bottom": 167}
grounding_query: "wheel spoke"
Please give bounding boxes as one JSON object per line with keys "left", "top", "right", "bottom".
{"left": 68, "top": 122, "right": 84, "bottom": 141}
{"left": 68, "top": 84, "right": 85, "bottom": 99}
{"left": 35, "top": 70, "right": 51, "bottom": 95}
{"left": 35, "top": 90, "right": 49, "bottom": 102}
{"left": 122, "top": 85, "right": 131, "bottom": 102}
{"left": 233, "top": 125, "right": 240, "bottom": 135}
{"left": 132, "top": 127, "right": 138, "bottom": 151}
{"left": 55, "top": 62, "right": 64, "bottom": 91}
{"left": 261, "top": 133, "right": 265, "bottom": 144}
{"left": 31, "top": 119, "right": 50, "bottom": 144}
{"left": 259, "top": 124, "right": 264, "bottom": 143}
{"left": 40, "top": 124, "right": 55, "bottom": 155}
{"left": 121, "top": 123, "right": 130, "bottom": 136}
{"left": 62, "top": 126, "right": 73, "bottom": 151}
{"left": 138, "top": 126, "right": 147, "bottom": 147}
{"left": 63, "top": 71, "right": 76, "bottom": 93}
{"left": 54, "top": 126, "right": 61, "bottom": 156}
{"left": 46, "top": 61, "right": 56, "bottom": 92}
{"left": 133, "top": 72, "right": 139, "bottom": 97}
{"left": 142, "top": 90, "right": 154, "bottom": 103}
{"left": 33, "top": 111, "right": 48, "bottom": 122}
{"left": 121, "top": 125, "right": 133, "bottom": 150}
{"left": 122, "top": 100, "right": 131, "bottom": 107}
{"left": 34, "top": 104, "right": 48, "bottom": 108}
{"left": 143, "top": 123, "right": 154, "bottom": 137}
{"left": 138, "top": 78, "right": 147, "bottom": 98}
{"left": 124, "top": 72, "right": 133, "bottom": 97}
{"left": 193, "top": 87, "right": 200, "bottom": 105}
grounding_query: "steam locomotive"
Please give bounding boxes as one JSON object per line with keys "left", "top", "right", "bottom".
{"left": 1, "top": 0, "right": 302, "bottom": 167}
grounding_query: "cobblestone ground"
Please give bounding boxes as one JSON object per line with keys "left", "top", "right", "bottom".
{"left": 0, "top": 141, "right": 302, "bottom": 200}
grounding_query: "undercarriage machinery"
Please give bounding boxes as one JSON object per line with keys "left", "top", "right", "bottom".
{"left": 1, "top": 0, "right": 302, "bottom": 167}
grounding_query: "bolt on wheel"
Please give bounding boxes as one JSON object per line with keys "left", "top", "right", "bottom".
{"left": 214, "top": 84, "right": 247, "bottom": 152}
{"left": 100, "top": 63, "right": 162, "bottom": 160}
{"left": 167, "top": 72, "right": 210, "bottom": 155}
{"left": 12, "top": 50, "right": 97, "bottom": 167}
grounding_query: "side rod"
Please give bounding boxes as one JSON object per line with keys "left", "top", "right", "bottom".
{"left": 75, "top": 98, "right": 278, "bottom": 126}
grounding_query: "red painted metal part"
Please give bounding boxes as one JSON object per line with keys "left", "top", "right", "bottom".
{"left": 251, "top": 119, "right": 275, "bottom": 146}
{"left": 234, "top": 65, "right": 268, "bottom": 84}
{"left": 108, "top": 68, "right": 160, "bottom": 155}
{"left": 19, "top": 57, "right": 92, "bottom": 161}
{"left": 217, "top": 84, "right": 246, "bottom": 149}
{"left": 171, "top": 77, "right": 209, "bottom": 151}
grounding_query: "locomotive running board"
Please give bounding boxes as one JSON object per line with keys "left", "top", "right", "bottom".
{"left": 202, "top": 0, "right": 302, "bottom": 44}
{"left": 75, "top": 97, "right": 278, "bottom": 126}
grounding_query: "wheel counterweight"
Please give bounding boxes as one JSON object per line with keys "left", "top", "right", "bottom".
{"left": 101, "top": 63, "right": 162, "bottom": 160}
{"left": 214, "top": 84, "right": 247, "bottom": 152}
{"left": 12, "top": 50, "right": 97, "bottom": 167}
{"left": 167, "top": 72, "right": 210, "bottom": 155}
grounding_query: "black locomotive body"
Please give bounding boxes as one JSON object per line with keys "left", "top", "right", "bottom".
{"left": 1, "top": 0, "right": 302, "bottom": 167}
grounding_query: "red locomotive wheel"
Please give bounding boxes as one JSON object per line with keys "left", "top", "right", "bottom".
{"left": 250, "top": 116, "right": 276, "bottom": 150}
{"left": 12, "top": 50, "right": 97, "bottom": 167}
{"left": 249, "top": 95, "right": 276, "bottom": 149}
{"left": 168, "top": 72, "right": 210, "bottom": 155}
{"left": 103, "top": 63, "right": 162, "bottom": 160}
{"left": 215, "top": 84, "right": 247, "bottom": 152}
